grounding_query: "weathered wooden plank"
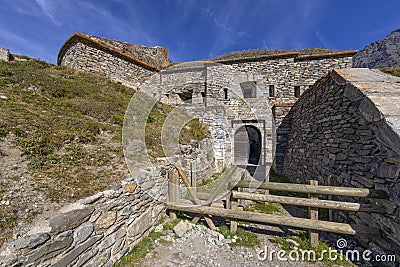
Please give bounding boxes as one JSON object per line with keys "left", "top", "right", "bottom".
{"left": 308, "top": 180, "right": 319, "bottom": 248}
{"left": 168, "top": 170, "right": 179, "bottom": 220}
{"left": 175, "top": 164, "right": 216, "bottom": 231}
{"left": 206, "top": 165, "right": 238, "bottom": 203}
{"left": 235, "top": 181, "right": 388, "bottom": 198}
{"left": 171, "top": 200, "right": 224, "bottom": 209}
{"left": 190, "top": 161, "right": 197, "bottom": 192}
{"left": 229, "top": 191, "right": 238, "bottom": 233}
{"left": 231, "top": 191, "right": 386, "bottom": 213}
{"left": 166, "top": 204, "right": 357, "bottom": 235}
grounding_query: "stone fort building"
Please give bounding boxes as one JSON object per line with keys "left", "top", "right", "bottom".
{"left": 56, "top": 33, "right": 399, "bottom": 260}
{"left": 58, "top": 32, "right": 356, "bottom": 176}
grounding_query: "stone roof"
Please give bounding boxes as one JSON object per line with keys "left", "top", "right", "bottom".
{"left": 332, "top": 68, "right": 400, "bottom": 137}
{"left": 58, "top": 33, "right": 169, "bottom": 71}
{"left": 214, "top": 50, "right": 358, "bottom": 64}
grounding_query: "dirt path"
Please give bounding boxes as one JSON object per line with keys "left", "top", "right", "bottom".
{"left": 141, "top": 221, "right": 323, "bottom": 267}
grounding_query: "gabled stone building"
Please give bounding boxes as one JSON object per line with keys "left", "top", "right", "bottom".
{"left": 58, "top": 33, "right": 169, "bottom": 89}
{"left": 58, "top": 33, "right": 357, "bottom": 179}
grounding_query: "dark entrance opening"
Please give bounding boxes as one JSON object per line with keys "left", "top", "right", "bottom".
{"left": 234, "top": 125, "right": 262, "bottom": 168}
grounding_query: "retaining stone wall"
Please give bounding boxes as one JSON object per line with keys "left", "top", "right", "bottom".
{"left": 0, "top": 165, "right": 170, "bottom": 267}
{"left": 281, "top": 68, "right": 400, "bottom": 259}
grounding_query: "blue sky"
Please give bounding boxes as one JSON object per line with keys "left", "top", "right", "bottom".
{"left": 0, "top": 0, "right": 399, "bottom": 64}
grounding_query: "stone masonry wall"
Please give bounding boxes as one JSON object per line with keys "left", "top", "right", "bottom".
{"left": 141, "top": 62, "right": 275, "bottom": 176}
{"left": 87, "top": 35, "right": 169, "bottom": 70}
{"left": 0, "top": 165, "right": 170, "bottom": 267}
{"left": 282, "top": 68, "right": 400, "bottom": 259}
{"left": 221, "top": 53, "right": 353, "bottom": 173}
{"left": 224, "top": 54, "right": 353, "bottom": 107}
{"left": 59, "top": 39, "right": 155, "bottom": 89}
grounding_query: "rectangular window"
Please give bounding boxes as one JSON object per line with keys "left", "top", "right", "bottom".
{"left": 269, "top": 85, "right": 275, "bottom": 97}
{"left": 294, "top": 86, "right": 301, "bottom": 98}
{"left": 240, "top": 81, "right": 257, "bottom": 98}
{"left": 224, "top": 88, "right": 228, "bottom": 100}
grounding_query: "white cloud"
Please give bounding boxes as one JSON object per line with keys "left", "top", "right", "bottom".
{"left": 34, "top": 0, "right": 62, "bottom": 26}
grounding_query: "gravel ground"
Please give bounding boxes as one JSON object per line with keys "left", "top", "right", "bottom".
{"left": 142, "top": 221, "right": 324, "bottom": 267}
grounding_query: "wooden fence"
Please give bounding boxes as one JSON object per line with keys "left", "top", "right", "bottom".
{"left": 166, "top": 165, "right": 388, "bottom": 247}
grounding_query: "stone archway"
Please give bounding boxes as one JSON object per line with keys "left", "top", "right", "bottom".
{"left": 234, "top": 125, "right": 262, "bottom": 167}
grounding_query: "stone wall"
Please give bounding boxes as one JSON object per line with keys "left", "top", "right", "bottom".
{"left": 0, "top": 46, "right": 10, "bottom": 61}
{"left": 281, "top": 68, "right": 400, "bottom": 258}
{"left": 140, "top": 62, "right": 275, "bottom": 177}
{"left": 220, "top": 52, "right": 354, "bottom": 107}
{"left": 0, "top": 165, "right": 170, "bottom": 267}
{"left": 58, "top": 34, "right": 159, "bottom": 89}
{"left": 86, "top": 35, "right": 169, "bottom": 70}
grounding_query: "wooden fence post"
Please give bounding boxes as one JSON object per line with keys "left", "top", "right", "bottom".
{"left": 238, "top": 171, "right": 246, "bottom": 207}
{"left": 328, "top": 175, "right": 333, "bottom": 222}
{"left": 228, "top": 185, "right": 238, "bottom": 233}
{"left": 190, "top": 161, "right": 197, "bottom": 192}
{"left": 168, "top": 169, "right": 179, "bottom": 219}
{"left": 308, "top": 180, "right": 319, "bottom": 247}
{"left": 175, "top": 164, "right": 217, "bottom": 231}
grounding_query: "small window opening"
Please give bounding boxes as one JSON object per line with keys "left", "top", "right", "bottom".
{"left": 269, "top": 85, "right": 275, "bottom": 97}
{"left": 224, "top": 88, "right": 228, "bottom": 100}
{"left": 294, "top": 86, "right": 300, "bottom": 98}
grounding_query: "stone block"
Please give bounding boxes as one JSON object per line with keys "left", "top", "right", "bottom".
{"left": 52, "top": 235, "right": 102, "bottom": 267}
{"left": 10, "top": 233, "right": 50, "bottom": 250}
{"left": 50, "top": 207, "right": 94, "bottom": 234}
{"left": 377, "top": 163, "right": 398, "bottom": 178}
{"left": 23, "top": 236, "right": 73, "bottom": 265}
{"left": 344, "top": 84, "right": 364, "bottom": 101}
{"left": 97, "top": 211, "right": 117, "bottom": 229}
{"left": 173, "top": 220, "right": 193, "bottom": 238}
{"left": 73, "top": 222, "right": 94, "bottom": 244}
{"left": 359, "top": 97, "right": 383, "bottom": 122}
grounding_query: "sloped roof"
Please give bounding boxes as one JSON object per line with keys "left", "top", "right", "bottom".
{"left": 58, "top": 33, "right": 168, "bottom": 71}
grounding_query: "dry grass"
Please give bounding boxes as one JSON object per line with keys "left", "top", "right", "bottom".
{"left": 379, "top": 67, "right": 400, "bottom": 77}
{"left": 212, "top": 48, "right": 342, "bottom": 61}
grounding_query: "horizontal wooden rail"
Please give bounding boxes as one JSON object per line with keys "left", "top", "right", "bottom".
{"left": 235, "top": 181, "right": 388, "bottom": 199}
{"left": 166, "top": 203, "right": 357, "bottom": 235}
{"left": 232, "top": 191, "right": 386, "bottom": 214}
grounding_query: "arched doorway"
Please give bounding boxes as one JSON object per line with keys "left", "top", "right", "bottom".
{"left": 234, "top": 125, "right": 262, "bottom": 167}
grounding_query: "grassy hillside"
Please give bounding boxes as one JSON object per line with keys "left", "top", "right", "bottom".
{"left": 0, "top": 59, "right": 137, "bottom": 243}
{"left": 0, "top": 58, "right": 209, "bottom": 244}
{"left": 0, "top": 59, "right": 133, "bottom": 197}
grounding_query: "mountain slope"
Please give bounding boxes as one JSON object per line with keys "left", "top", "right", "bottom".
{"left": 0, "top": 59, "right": 135, "bottom": 243}
{"left": 353, "top": 29, "right": 400, "bottom": 68}
{"left": 0, "top": 57, "right": 209, "bottom": 244}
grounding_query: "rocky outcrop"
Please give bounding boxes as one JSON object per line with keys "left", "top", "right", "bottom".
{"left": 353, "top": 29, "right": 400, "bottom": 68}
{"left": 0, "top": 46, "right": 10, "bottom": 61}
